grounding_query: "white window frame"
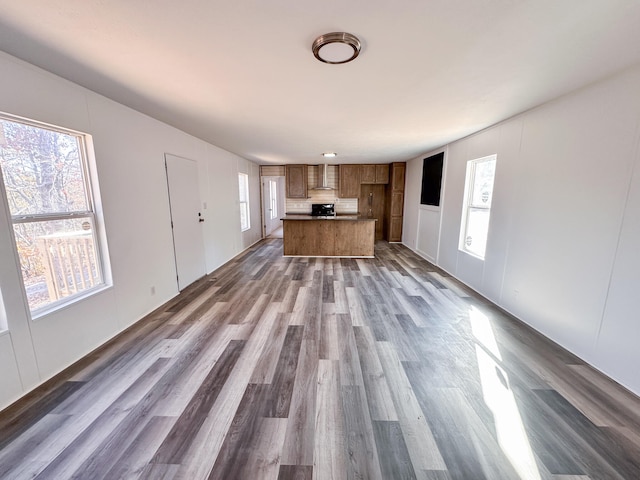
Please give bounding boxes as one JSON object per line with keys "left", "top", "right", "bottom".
{"left": 459, "top": 154, "right": 497, "bottom": 260}
{"left": 0, "top": 113, "right": 108, "bottom": 318}
{"left": 239, "top": 172, "right": 250, "bottom": 231}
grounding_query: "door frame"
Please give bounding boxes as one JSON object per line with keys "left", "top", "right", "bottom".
{"left": 164, "top": 153, "right": 206, "bottom": 290}
{"left": 261, "top": 175, "right": 285, "bottom": 237}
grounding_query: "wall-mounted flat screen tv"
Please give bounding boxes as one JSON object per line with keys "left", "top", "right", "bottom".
{"left": 420, "top": 152, "right": 444, "bottom": 206}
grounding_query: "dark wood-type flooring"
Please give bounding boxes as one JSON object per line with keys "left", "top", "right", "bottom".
{"left": 2, "top": 239, "right": 640, "bottom": 479}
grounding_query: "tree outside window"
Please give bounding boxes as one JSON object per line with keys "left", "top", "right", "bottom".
{"left": 0, "top": 115, "right": 106, "bottom": 315}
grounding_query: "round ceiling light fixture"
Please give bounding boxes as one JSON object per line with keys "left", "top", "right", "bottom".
{"left": 312, "top": 32, "right": 361, "bottom": 64}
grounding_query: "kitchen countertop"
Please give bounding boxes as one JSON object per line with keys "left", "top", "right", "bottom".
{"left": 282, "top": 214, "right": 376, "bottom": 221}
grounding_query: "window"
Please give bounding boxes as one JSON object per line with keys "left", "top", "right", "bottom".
{"left": 0, "top": 114, "right": 106, "bottom": 315}
{"left": 460, "top": 154, "right": 496, "bottom": 259}
{"left": 269, "top": 180, "right": 277, "bottom": 220}
{"left": 238, "top": 173, "right": 250, "bottom": 231}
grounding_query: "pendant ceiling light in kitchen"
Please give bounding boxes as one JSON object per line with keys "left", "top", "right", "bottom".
{"left": 312, "top": 32, "right": 361, "bottom": 64}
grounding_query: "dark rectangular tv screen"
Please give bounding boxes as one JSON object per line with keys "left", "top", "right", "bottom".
{"left": 420, "top": 152, "right": 444, "bottom": 206}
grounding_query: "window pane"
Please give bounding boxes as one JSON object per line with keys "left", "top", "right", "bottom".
{"left": 238, "top": 173, "right": 248, "bottom": 203}
{"left": 470, "top": 158, "right": 496, "bottom": 207}
{"left": 0, "top": 120, "right": 89, "bottom": 216}
{"left": 269, "top": 180, "right": 277, "bottom": 219}
{"left": 240, "top": 203, "right": 249, "bottom": 231}
{"left": 463, "top": 207, "right": 490, "bottom": 258}
{"left": 238, "top": 173, "right": 250, "bottom": 230}
{"left": 13, "top": 217, "right": 102, "bottom": 312}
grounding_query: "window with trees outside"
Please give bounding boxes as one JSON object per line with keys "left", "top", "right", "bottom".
{"left": 239, "top": 173, "right": 250, "bottom": 231}
{"left": 0, "top": 114, "right": 106, "bottom": 316}
{"left": 459, "top": 154, "right": 497, "bottom": 259}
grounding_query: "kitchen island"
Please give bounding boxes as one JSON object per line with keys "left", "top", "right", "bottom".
{"left": 282, "top": 215, "right": 376, "bottom": 257}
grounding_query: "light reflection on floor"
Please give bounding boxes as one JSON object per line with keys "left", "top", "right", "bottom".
{"left": 469, "top": 306, "right": 542, "bottom": 480}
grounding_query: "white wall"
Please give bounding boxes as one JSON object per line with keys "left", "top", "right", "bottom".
{"left": 404, "top": 149, "right": 447, "bottom": 263}
{"left": 404, "top": 64, "right": 640, "bottom": 395}
{"left": 0, "top": 51, "right": 262, "bottom": 410}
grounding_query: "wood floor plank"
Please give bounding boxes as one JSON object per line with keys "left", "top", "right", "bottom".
{"left": 319, "top": 313, "right": 340, "bottom": 361}
{"left": 227, "top": 417, "right": 288, "bottom": 480}
{"left": 153, "top": 315, "right": 237, "bottom": 417}
{"left": 332, "top": 280, "right": 350, "bottom": 315}
{"left": 353, "top": 326, "right": 398, "bottom": 422}
{"left": 278, "top": 465, "right": 313, "bottom": 480}
{"left": 341, "top": 385, "right": 384, "bottom": 480}
{"left": 280, "top": 337, "right": 318, "bottom": 466}
{"left": 376, "top": 341, "right": 447, "bottom": 471}
{"left": 151, "top": 340, "right": 245, "bottom": 465}
{"left": 535, "top": 389, "right": 640, "bottom": 478}
{"left": 207, "top": 383, "right": 269, "bottom": 480}
{"left": 103, "top": 415, "right": 176, "bottom": 479}
{"left": 313, "top": 359, "right": 347, "bottom": 480}
{"left": 0, "top": 413, "right": 71, "bottom": 479}
{"left": 2, "top": 238, "right": 640, "bottom": 480}
{"left": 250, "top": 312, "right": 291, "bottom": 384}
{"left": 32, "top": 357, "right": 172, "bottom": 480}
{"left": 139, "top": 463, "right": 180, "bottom": 480}
{"left": 337, "top": 313, "right": 365, "bottom": 386}
{"left": 263, "top": 325, "right": 304, "bottom": 418}
{"left": 344, "top": 286, "right": 367, "bottom": 327}
{"left": 0, "top": 380, "right": 84, "bottom": 450}
{"left": 372, "top": 420, "right": 417, "bottom": 480}
{"left": 173, "top": 301, "right": 281, "bottom": 480}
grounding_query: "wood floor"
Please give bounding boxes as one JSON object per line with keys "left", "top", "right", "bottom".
{"left": 1, "top": 239, "right": 640, "bottom": 479}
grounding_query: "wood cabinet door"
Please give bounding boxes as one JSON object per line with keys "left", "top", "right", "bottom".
{"left": 388, "top": 216, "right": 404, "bottom": 242}
{"left": 286, "top": 164, "right": 307, "bottom": 198}
{"left": 375, "top": 164, "right": 389, "bottom": 184}
{"left": 391, "top": 163, "right": 406, "bottom": 191}
{"left": 361, "top": 164, "right": 390, "bottom": 184}
{"left": 385, "top": 162, "right": 406, "bottom": 242}
{"left": 360, "top": 184, "right": 386, "bottom": 240}
{"left": 360, "top": 164, "right": 376, "bottom": 184}
{"left": 339, "top": 164, "right": 360, "bottom": 198}
{"left": 390, "top": 192, "right": 404, "bottom": 216}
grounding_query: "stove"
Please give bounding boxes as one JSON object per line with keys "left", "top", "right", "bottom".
{"left": 311, "top": 203, "right": 336, "bottom": 217}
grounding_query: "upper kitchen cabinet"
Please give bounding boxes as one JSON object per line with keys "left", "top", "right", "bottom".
{"left": 286, "top": 164, "right": 308, "bottom": 198}
{"left": 339, "top": 164, "right": 360, "bottom": 198}
{"left": 360, "top": 164, "right": 389, "bottom": 184}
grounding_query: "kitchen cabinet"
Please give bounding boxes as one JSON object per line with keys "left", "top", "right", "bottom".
{"left": 360, "top": 164, "right": 389, "bottom": 184}
{"left": 360, "top": 184, "right": 385, "bottom": 240}
{"left": 286, "top": 164, "right": 307, "bottom": 198}
{"left": 339, "top": 164, "right": 360, "bottom": 198}
{"left": 385, "top": 162, "right": 406, "bottom": 242}
{"left": 283, "top": 217, "right": 376, "bottom": 257}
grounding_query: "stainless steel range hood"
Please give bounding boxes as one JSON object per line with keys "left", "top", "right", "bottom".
{"left": 312, "top": 164, "right": 334, "bottom": 190}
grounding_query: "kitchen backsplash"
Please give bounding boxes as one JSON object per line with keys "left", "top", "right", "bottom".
{"left": 285, "top": 165, "right": 359, "bottom": 214}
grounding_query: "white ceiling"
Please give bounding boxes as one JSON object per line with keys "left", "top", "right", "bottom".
{"left": 1, "top": 1, "right": 639, "bottom": 165}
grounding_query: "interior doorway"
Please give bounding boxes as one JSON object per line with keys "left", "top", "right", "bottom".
{"left": 165, "top": 154, "right": 206, "bottom": 290}
{"left": 261, "top": 176, "right": 285, "bottom": 238}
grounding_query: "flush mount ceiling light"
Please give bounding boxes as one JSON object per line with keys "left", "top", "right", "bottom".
{"left": 312, "top": 32, "right": 361, "bottom": 64}
{"left": 322, "top": 152, "right": 337, "bottom": 158}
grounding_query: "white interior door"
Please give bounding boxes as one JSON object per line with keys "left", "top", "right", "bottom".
{"left": 165, "top": 154, "right": 206, "bottom": 290}
{"left": 262, "top": 176, "right": 283, "bottom": 236}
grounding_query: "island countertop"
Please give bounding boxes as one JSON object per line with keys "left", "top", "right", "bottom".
{"left": 282, "top": 215, "right": 376, "bottom": 257}
{"left": 281, "top": 214, "right": 376, "bottom": 221}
